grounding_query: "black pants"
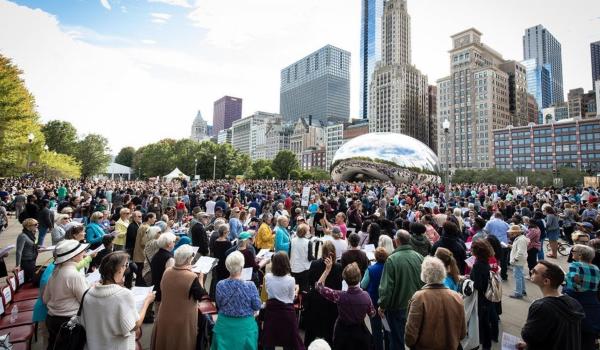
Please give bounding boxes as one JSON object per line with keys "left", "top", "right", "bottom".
{"left": 135, "top": 262, "right": 146, "bottom": 286}
{"left": 292, "top": 270, "right": 309, "bottom": 293}
{"left": 500, "top": 247, "right": 510, "bottom": 280}
{"left": 46, "top": 314, "right": 71, "bottom": 350}
{"left": 20, "top": 259, "right": 36, "bottom": 283}
{"left": 527, "top": 248, "right": 538, "bottom": 274}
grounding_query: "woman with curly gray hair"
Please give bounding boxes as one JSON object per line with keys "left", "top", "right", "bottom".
{"left": 405, "top": 256, "right": 466, "bottom": 350}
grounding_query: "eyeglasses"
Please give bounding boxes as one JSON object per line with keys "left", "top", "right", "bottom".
{"left": 123, "top": 262, "right": 130, "bottom": 269}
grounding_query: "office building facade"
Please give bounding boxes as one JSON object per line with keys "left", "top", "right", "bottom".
{"left": 499, "top": 61, "right": 532, "bottom": 126}
{"left": 280, "top": 45, "right": 350, "bottom": 125}
{"left": 231, "top": 112, "right": 279, "bottom": 157}
{"left": 567, "top": 88, "right": 597, "bottom": 119}
{"left": 541, "top": 105, "right": 569, "bottom": 124}
{"left": 592, "top": 41, "right": 600, "bottom": 88}
{"left": 217, "top": 129, "right": 232, "bottom": 145}
{"left": 521, "top": 59, "right": 551, "bottom": 124}
{"left": 428, "top": 86, "right": 438, "bottom": 153}
{"left": 368, "top": 0, "right": 429, "bottom": 146}
{"left": 359, "top": 0, "right": 384, "bottom": 119}
{"left": 493, "top": 117, "right": 600, "bottom": 172}
{"left": 437, "top": 28, "right": 511, "bottom": 170}
{"left": 213, "top": 96, "right": 242, "bottom": 136}
{"left": 523, "top": 25, "right": 564, "bottom": 103}
{"left": 289, "top": 117, "right": 324, "bottom": 163}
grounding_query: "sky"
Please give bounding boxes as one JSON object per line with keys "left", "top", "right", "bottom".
{"left": 0, "top": 0, "right": 599, "bottom": 153}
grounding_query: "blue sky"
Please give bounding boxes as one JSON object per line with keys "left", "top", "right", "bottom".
{"left": 0, "top": 0, "right": 599, "bottom": 153}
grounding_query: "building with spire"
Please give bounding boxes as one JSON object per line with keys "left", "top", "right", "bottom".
{"left": 190, "top": 111, "right": 210, "bottom": 142}
{"left": 368, "top": 0, "right": 429, "bottom": 147}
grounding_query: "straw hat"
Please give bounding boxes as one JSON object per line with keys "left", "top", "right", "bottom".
{"left": 507, "top": 225, "right": 523, "bottom": 234}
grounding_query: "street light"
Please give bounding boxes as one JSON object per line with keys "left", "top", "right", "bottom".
{"left": 442, "top": 118, "right": 450, "bottom": 191}
{"left": 194, "top": 158, "right": 198, "bottom": 180}
{"left": 213, "top": 155, "right": 217, "bottom": 180}
{"left": 26, "top": 133, "right": 35, "bottom": 171}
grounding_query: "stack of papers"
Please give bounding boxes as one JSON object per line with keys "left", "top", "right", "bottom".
{"left": 86, "top": 270, "right": 101, "bottom": 285}
{"left": 465, "top": 256, "right": 476, "bottom": 268}
{"left": 363, "top": 244, "right": 376, "bottom": 261}
{"left": 0, "top": 245, "right": 15, "bottom": 256}
{"left": 241, "top": 267, "right": 253, "bottom": 281}
{"left": 256, "top": 249, "right": 274, "bottom": 260}
{"left": 191, "top": 256, "right": 218, "bottom": 274}
{"left": 132, "top": 286, "right": 154, "bottom": 312}
{"left": 39, "top": 245, "right": 56, "bottom": 252}
{"left": 88, "top": 244, "right": 105, "bottom": 255}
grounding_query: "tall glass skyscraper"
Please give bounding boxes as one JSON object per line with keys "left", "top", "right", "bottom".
{"left": 522, "top": 59, "right": 551, "bottom": 123}
{"left": 523, "top": 25, "right": 564, "bottom": 103}
{"left": 359, "top": 0, "right": 384, "bottom": 119}
{"left": 279, "top": 45, "right": 350, "bottom": 125}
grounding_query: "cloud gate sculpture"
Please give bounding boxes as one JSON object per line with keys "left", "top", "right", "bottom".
{"left": 330, "top": 133, "right": 440, "bottom": 184}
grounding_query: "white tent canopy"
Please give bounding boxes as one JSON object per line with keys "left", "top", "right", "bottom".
{"left": 104, "top": 162, "right": 133, "bottom": 180}
{"left": 163, "top": 168, "right": 190, "bottom": 181}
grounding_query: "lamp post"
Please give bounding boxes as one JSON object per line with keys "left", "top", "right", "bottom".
{"left": 43, "top": 144, "right": 49, "bottom": 178}
{"left": 194, "top": 158, "right": 198, "bottom": 180}
{"left": 213, "top": 155, "right": 217, "bottom": 180}
{"left": 442, "top": 119, "right": 450, "bottom": 191}
{"left": 27, "top": 133, "right": 34, "bottom": 171}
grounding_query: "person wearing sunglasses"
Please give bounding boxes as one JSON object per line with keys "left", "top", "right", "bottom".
{"left": 16, "top": 218, "right": 40, "bottom": 282}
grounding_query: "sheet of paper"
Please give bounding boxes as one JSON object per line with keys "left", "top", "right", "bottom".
{"left": 86, "top": 270, "right": 101, "bottom": 285}
{"left": 241, "top": 267, "right": 253, "bottom": 281}
{"left": 465, "top": 256, "right": 476, "bottom": 268}
{"left": 381, "top": 316, "right": 391, "bottom": 332}
{"left": 131, "top": 286, "right": 154, "bottom": 312}
{"left": 501, "top": 332, "right": 520, "bottom": 350}
{"left": 39, "top": 245, "right": 56, "bottom": 252}
{"left": 89, "top": 244, "right": 105, "bottom": 255}
{"left": 0, "top": 244, "right": 15, "bottom": 256}
{"left": 192, "top": 256, "right": 217, "bottom": 274}
{"left": 256, "top": 249, "right": 273, "bottom": 259}
{"left": 366, "top": 251, "right": 375, "bottom": 261}
{"left": 342, "top": 280, "right": 348, "bottom": 292}
{"left": 364, "top": 244, "right": 375, "bottom": 252}
{"left": 189, "top": 246, "right": 199, "bottom": 255}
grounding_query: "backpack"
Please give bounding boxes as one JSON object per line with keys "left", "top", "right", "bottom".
{"left": 485, "top": 270, "right": 502, "bottom": 302}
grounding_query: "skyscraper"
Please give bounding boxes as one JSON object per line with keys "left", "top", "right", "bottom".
{"left": 592, "top": 41, "right": 600, "bottom": 88}
{"left": 190, "top": 111, "right": 209, "bottom": 142}
{"left": 213, "top": 96, "right": 242, "bottom": 136}
{"left": 437, "top": 28, "right": 511, "bottom": 170}
{"left": 368, "top": 0, "right": 429, "bottom": 146}
{"left": 279, "top": 45, "right": 350, "bottom": 125}
{"left": 359, "top": 0, "right": 384, "bottom": 119}
{"left": 523, "top": 25, "right": 564, "bottom": 103}
{"left": 427, "top": 86, "right": 437, "bottom": 154}
{"left": 499, "top": 60, "right": 531, "bottom": 126}
{"left": 521, "top": 58, "right": 552, "bottom": 122}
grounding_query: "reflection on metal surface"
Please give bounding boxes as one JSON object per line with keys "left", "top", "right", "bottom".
{"left": 331, "top": 132, "right": 440, "bottom": 183}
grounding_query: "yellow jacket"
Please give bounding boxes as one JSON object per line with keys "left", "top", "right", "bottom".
{"left": 255, "top": 223, "right": 274, "bottom": 250}
{"left": 114, "top": 218, "right": 129, "bottom": 246}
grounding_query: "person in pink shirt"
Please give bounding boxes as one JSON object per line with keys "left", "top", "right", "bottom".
{"left": 421, "top": 215, "right": 440, "bottom": 244}
{"left": 335, "top": 212, "right": 348, "bottom": 239}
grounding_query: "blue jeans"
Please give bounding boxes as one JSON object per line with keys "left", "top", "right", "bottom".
{"left": 537, "top": 242, "right": 545, "bottom": 260}
{"left": 513, "top": 265, "right": 526, "bottom": 296}
{"left": 385, "top": 308, "right": 406, "bottom": 350}
{"left": 370, "top": 314, "right": 389, "bottom": 350}
{"left": 37, "top": 227, "right": 48, "bottom": 246}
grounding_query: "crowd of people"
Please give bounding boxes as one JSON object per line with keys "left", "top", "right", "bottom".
{"left": 0, "top": 177, "right": 599, "bottom": 350}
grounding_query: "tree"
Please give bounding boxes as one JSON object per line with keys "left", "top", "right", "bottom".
{"left": 272, "top": 150, "right": 299, "bottom": 180}
{"left": 0, "top": 55, "right": 43, "bottom": 175}
{"left": 249, "top": 159, "right": 274, "bottom": 179}
{"left": 42, "top": 120, "right": 78, "bottom": 156}
{"left": 76, "top": 134, "right": 111, "bottom": 178}
{"left": 114, "top": 146, "right": 135, "bottom": 167}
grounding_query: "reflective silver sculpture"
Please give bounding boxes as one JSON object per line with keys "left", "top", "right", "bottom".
{"left": 330, "top": 132, "right": 440, "bottom": 183}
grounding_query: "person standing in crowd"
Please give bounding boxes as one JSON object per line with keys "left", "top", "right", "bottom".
{"left": 431, "top": 222, "right": 467, "bottom": 273}
{"left": 133, "top": 212, "right": 156, "bottom": 285}
{"left": 256, "top": 214, "right": 275, "bottom": 250}
{"left": 508, "top": 224, "right": 529, "bottom": 299}
{"left": 316, "top": 259, "right": 375, "bottom": 350}
{"left": 51, "top": 213, "right": 70, "bottom": 245}
{"left": 86, "top": 211, "right": 106, "bottom": 249}
{"left": 81, "top": 251, "right": 154, "bottom": 350}
{"left": 125, "top": 210, "right": 142, "bottom": 256}
{"left": 152, "top": 245, "right": 207, "bottom": 350}
{"left": 43, "top": 240, "right": 90, "bottom": 350}
{"left": 360, "top": 247, "right": 389, "bottom": 350}
{"left": 378, "top": 235, "right": 394, "bottom": 256}
{"left": 564, "top": 244, "right": 600, "bottom": 349}
{"left": 290, "top": 223, "right": 314, "bottom": 292}
{"left": 544, "top": 206, "right": 560, "bottom": 259}
{"left": 469, "top": 240, "right": 495, "bottom": 350}
{"left": 16, "top": 218, "right": 39, "bottom": 282}
{"left": 36, "top": 199, "right": 53, "bottom": 246}
{"left": 150, "top": 232, "right": 176, "bottom": 314}
{"left": 329, "top": 226, "right": 347, "bottom": 261}
{"left": 212, "top": 251, "right": 261, "bottom": 350}
{"left": 211, "top": 225, "right": 233, "bottom": 297}
{"left": 518, "top": 261, "right": 585, "bottom": 350}
{"left": 275, "top": 215, "right": 291, "bottom": 254}
{"left": 405, "top": 256, "right": 466, "bottom": 350}
{"left": 525, "top": 219, "right": 541, "bottom": 278}
{"left": 190, "top": 212, "right": 209, "bottom": 255}
{"left": 408, "top": 223, "right": 432, "bottom": 257}
{"left": 228, "top": 207, "right": 243, "bottom": 241}
{"left": 114, "top": 208, "right": 131, "bottom": 251}
{"left": 434, "top": 247, "right": 461, "bottom": 292}
{"left": 377, "top": 230, "right": 424, "bottom": 350}
{"left": 341, "top": 233, "right": 369, "bottom": 275}
{"left": 262, "top": 252, "right": 304, "bottom": 350}
{"left": 305, "top": 241, "right": 343, "bottom": 346}
{"left": 484, "top": 212, "right": 511, "bottom": 280}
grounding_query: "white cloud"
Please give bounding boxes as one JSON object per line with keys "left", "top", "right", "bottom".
{"left": 151, "top": 13, "right": 172, "bottom": 20}
{"left": 99, "top": 0, "right": 111, "bottom": 11}
{"left": 141, "top": 39, "right": 157, "bottom": 45}
{"left": 151, "top": 18, "right": 167, "bottom": 24}
{"left": 148, "top": 0, "right": 191, "bottom": 8}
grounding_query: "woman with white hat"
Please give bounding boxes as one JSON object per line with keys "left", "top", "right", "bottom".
{"left": 42, "top": 239, "right": 90, "bottom": 350}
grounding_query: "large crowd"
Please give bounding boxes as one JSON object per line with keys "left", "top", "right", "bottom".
{"left": 0, "top": 177, "right": 599, "bottom": 350}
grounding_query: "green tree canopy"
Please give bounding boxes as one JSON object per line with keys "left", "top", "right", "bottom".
{"left": 272, "top": 150, "right": 299, "bottom": 180}
{"left": 42, "top": 120, "right": 78, "bottom": 156}
{"left": 114, "top": 146, "right": 136, "bottom": 167}
{"left": 76, "top": 134, "right": 111, "bottom": 178}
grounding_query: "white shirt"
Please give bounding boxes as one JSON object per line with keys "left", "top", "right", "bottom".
{"left": 290, "top": 237, "right": 311, "bottom": 273}
{"left": 331, "top": 239, "right": 348, "bottom": 261}
{"left": 265, "top": 273, "right": 295, "bottom": 304}
{"left": 43, "top": 262, "right": 89, "bottom": 317}
{"left": 205, "top": 200, "right": 216, "bottom": 215}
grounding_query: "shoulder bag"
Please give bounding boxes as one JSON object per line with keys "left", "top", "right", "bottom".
{"left": 53, "top": 289, "right": 90, "bottom": 350}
